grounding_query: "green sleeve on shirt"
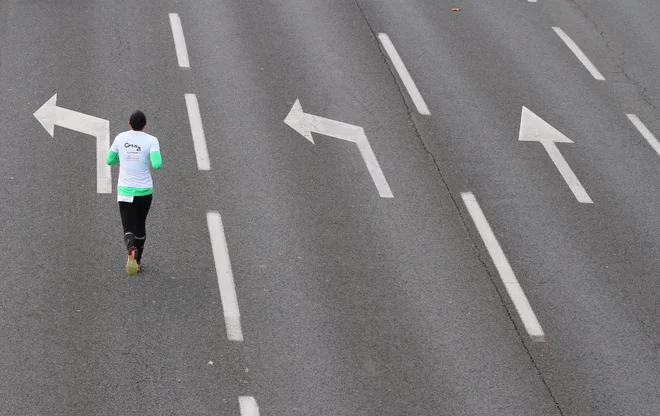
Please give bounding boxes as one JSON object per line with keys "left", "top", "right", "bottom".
{"left": 106, "top": 150, "right": 119, "bottom": 165}
{"left": 150, "top": 151, "right": 162, "bottom": 170}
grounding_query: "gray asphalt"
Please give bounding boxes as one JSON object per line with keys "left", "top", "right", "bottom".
{"left": 0, "top": 0, "right": 659, "bottom": 414}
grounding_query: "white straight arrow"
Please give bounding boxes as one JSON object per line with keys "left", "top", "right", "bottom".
{"left": 519, "top": 106, "right": 592, "bottom": 204}
{"left": 34, "top": 94, "right": 111, "bottom": 194}
{"left": 284, "top": 99, "right": 393, "bottom": 198}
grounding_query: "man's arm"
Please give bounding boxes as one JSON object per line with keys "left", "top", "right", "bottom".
{"left": 150, "top": 138, "right": 162, "bottom": 170}
{"left": 150, "top": 151, "right": 162, "bottom": 170}
{"left": 106, "top": 150, "right": 119, "bottom": 165}
{"left": 107, "top": 136, "right": 120, "bottom": 165}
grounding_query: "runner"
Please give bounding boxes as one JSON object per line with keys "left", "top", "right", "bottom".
{"left": 106, "top": 110, "right": 162, "bottom": 275}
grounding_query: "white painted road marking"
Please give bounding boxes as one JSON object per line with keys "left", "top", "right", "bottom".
{"left": 169, "top": 13, "right": 190, "bottom": 68}
{"left": 284, "top": 99, "right": 393, "bottom": 198}
{"left": 33, "top": 94, "right": 111, "bottom": 194}
{"left": 461, "top": 192, "right": 545, "bottom": 342}
{"left": 207, "top": 211, "right": 243, "bottom": 342}
{"left": 239, "top": 396, "right": 260, "bottom": 416}
{"left": 519, "top": 106, "right": 593, "bottom": 204}
{"left": 552, "top": 27, "right": 605, "bottom": 80}
{"left": 627, "top": 114, "right": 660, "bottom": 157}
{"left": 377, "top": 33, "right": 431, "bottom": 115}
{"left": 185, "top": 94, "right": 211, "bottom": 171}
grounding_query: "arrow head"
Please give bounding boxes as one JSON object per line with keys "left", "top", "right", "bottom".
{"left": 284, "top": 99, "right": 315, "bottom": 144}
{"left": 34, "top": 93, "right": 58, "bottom": 137}
{"left": 519, "top": 106, "right": 573, "bottom": 144}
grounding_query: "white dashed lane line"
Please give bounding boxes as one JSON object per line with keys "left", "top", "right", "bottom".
{"left": 377, "top": 33, "right": 431, "bottom": 115}
{"left": 169, "top": 13, "right": 191, "bottom": 68}
{"left": 461, "top": 192, "right": 545, "bottom": 342}
{"left": 239, "top": 396, "right": 260, "bottom": 416}
{"left": 627, "top": 114, "right": 660, "bottom": 158}
{"left": 552, "top": 27, "right": 605, "bottom": 81}
{"left": 207, "top": 211, "right": 243, "bottom": 342}
{"left": 185, "top": 94, "right": 211, "bottom": 171}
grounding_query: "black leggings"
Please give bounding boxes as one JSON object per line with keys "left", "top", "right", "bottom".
{"left": 118, "top": 194, "right": 152, "bottom": 262}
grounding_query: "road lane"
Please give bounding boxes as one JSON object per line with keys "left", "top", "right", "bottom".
{"left": 0, "top": 1, "right": 243, "bottom": 414}
{"left": 552, "top": 26, "right": 606, "bottom": 81}
{"left": 169, "top": 13, "right": 191, "bottom": 69}
{"left": 627, "top": 114, "right": 660, "bottom": 157}
{"left": 3, "top": 0, "right": 660, "bottom": 415}
{"left": 549, "top": 0, "right": 660, "bottom": 122}
{"left": 207, "top": 211, "right": 244, "bottom": 342}
{"left": 177, "top": 0, "right": 560, "bottom": 414}
{"left": 461, "top": 192, "right": 545, "bottom": 342}
{"left": 185, "top": 93, "right": 212, "bottom": 170}
{"left": 377, "top": 33, "right": 431, "bottom": 115}
{"left": 355, "top": 0, "right": 660, "bottom": 413}
{"left": 239, "top": 396, "right": 261, "bottom": 416}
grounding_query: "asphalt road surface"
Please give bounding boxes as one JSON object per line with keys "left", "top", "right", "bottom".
{"left": 1, "top": 0, "right": 660, "bottom": 414}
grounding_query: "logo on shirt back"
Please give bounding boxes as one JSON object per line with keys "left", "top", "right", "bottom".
{"left": 124, "top": 142, "right": 142, "bottom": 151}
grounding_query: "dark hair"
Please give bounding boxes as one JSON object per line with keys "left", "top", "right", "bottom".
{"left": 129, "top": 110, "right": 147, "bottom": 131}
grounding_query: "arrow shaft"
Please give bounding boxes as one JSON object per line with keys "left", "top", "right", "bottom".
{"left": 306, "top": 113, "right": 392, "bottom": 197}
{"left": 542, "top": 142, "right": 592, "bottom": 204}
{"left": 55, "top": 107, "right": 111, "bottom": 194}
{"left": 96, "top": 130, "right": 112, "bottom": 194}
{"left": 285, "top": 100, "right": 393, "bottom": 198}
{"left": 54, "top": 107, "right": 108, "bottom": 136}
{"left": 355, "top": 138, "right": 393, "bottom": 198}
{"left": 304, "top": 114, "right": 363, "bottom": 143}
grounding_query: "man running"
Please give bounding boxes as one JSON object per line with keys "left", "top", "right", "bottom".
{"left": 106, "top": 110, "right": 162, "bottom": 275}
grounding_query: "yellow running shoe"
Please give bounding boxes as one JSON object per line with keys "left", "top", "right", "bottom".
{"left": 126, "top": 247, "right": 139, "bottom": 275}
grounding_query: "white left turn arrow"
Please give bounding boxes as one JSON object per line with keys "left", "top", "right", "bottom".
{"left": 34, "top": 94, "right": 111, "bottom": 194}
{"left": 519, "top": 106, "right": 592, "bottom": 204}
{"left": 284, "top": 99, "right": 393, "bottom": 198}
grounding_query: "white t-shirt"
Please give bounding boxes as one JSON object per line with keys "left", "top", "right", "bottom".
{"left": 110, "top": 130, "right": 160, "bottom": 189}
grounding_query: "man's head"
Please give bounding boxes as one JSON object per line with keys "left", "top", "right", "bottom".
{"left": 129, "top": 110, "right": 147, "bottom": 131}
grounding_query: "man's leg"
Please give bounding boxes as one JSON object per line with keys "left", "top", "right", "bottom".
{"left": 119, "top": 200, "right": 140, "bottom": 274}
{"left": 133, "top": 194, "right": 153, "bottom": 264}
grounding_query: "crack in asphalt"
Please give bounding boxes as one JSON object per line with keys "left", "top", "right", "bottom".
{"left": 570, "top": 0, "right": 660, "bottom": 117}
{"left": 352, "top": 1, "right": 565, "bottom": 414}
